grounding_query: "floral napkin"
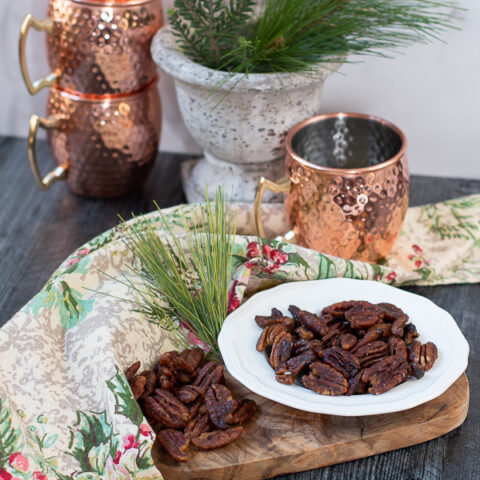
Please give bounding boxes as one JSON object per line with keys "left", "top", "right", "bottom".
{"left": 0, "top": 194, "right": 479, "bottom": 480}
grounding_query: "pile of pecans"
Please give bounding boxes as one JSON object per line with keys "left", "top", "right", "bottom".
{"left": 256, "top": 300, "right": 438, "bottom": 395}
{"left": 125, "top": 348, "right": 257, "bottom": 462}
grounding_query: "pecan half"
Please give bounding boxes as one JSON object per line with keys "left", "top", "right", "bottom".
{"left": 145, "top": 388, "right": 190, "bottom": 428}
{"left": 344, "top": 302, "right": 384, "bottom": 329}
{"left": 174, "top": 385, "right": 204, "bottom": 404}
{"left": 157, "top": 429, "right": 189, "bottom": 462}
{"left": 270, "top": 332, "right": 292, "bottom": 370}
{"left": 139, "top": 370, "right": 157, "bottom": 398}
{"left": 354, "top": 341, "right": 388, "bottom": 368}
{"left": 346, "top": 370, "right": 368, "bottom": 396}
{"left": 362, "top": 356, "right": 409, "bottom": 395}
{"left": 180, "top": 347, "right": 205, "bottom": 370}
{"left": 227, "top": 399, "right": 257, "bottom": 425}
{"left": 340, "top": 333, "right": 357, "bottom": 350}
{"left": 191, "top": 427, "right": 244, "bottom": 450}
{"left": 256, "top": 324, "right": 288, "bottom": 352}
{"left": 322, "top": 301, "right": 357, "bottom": 317}
{"left": 185, "top": 413, "right": 212, "bottom": 441}
{"left": 302, "top": 362, "right": 348, "bottom": 396}
{"left": 409, "top": 341, "right": 437, "bottom": 372}
{"left": 125, "top": 361, "right": 141, "bottom": 382}
{"left": 205, "top": 384, "right": 237, "bottom": 430}
{"left": 387, "top": 337, "right": 408, "bottom": 360}
{"left": 129, "top": 375, "right": 146, "bottom": 400}
{"left": 289, "top": 306, "right": 329, "bottom": 337}
{"left": 403, "top": 323, "right": 420, "bottom": 344}
{"left": 294, "top": 326, "right": 314, "bottom": 340}
{"left": 377, "top": 302, "right": 409, "bottom": 322}
{"left": 323, "top": 346, "right": 360, "bottom": 379}
{"left": 158, "top": 351, "right": 197, "bottom": 384}
{"left": 391, "top": 317, "right": 408, "bottom": 337}
{"left": 157, "top": 366, "right": 175, "bottom": 391}
{"left": 255, "top": 313, "right": 294, "bottom": 330}
{"left": 194, "top": 362, "right": 224, "bottom": 390}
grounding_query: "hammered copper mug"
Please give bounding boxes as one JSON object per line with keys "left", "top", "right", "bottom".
{"left": 27, "top": 79, "right": 161, "bottom": 198}
{"left": 254, "top": 113, "right": 409, "bottom": 262}
{"left": 19, "top": 0, "right": 162, "bottom": 95}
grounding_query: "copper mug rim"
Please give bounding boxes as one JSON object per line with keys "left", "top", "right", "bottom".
{"left": 285, "top": 112, "right": 408, "bottom": 175}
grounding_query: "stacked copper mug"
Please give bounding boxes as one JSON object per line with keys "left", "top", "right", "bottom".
{"left": 19, "top": 0, "right": 162, "bottom": 198}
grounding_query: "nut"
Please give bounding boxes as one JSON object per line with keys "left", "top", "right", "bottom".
{"left": 344, "top": 302, "right": 384, "bottom": 329}
{"left": 185, "top": 413, "right": 212, "bottom": 441}
{"left": 362, "top": 356, "right": 409, "bottom": 395}
{"left": 191, "top": 427, "right": 244, "bottom": 450}
{"left": 270, "top": 332, "right": 293, "bottom": 370}
{"left": 157, "top": 429, "right": 189, "bottom": 462}
{"left": 205, "top": 384, "right": 237, "bottom": 430}
{"left": 227, "top": 399, "right": 257, "bottom": 424}
{"left": 302, "top": 362, "right": 348, "bottom": 396}
{"left": 323, "top": 346, "right": 360, "bottom": 379}
{"left": 145, "top": 388, "right": 190, "bottom": 429}
{"left": 387, "top": 337, "right": 408, "bottom": 360}
{"left": 340, "top": 333, "right": 357, "bottom": 350}
{"left": 354, "top": 341, "right": 388, "bottom": 368}
{"left": 124, "top": 361, "right": 141, "bottom": 382}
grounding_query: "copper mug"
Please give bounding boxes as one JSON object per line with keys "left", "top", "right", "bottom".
{"left": 19, "top": 0, "right": 162, "bottom": 95}
{"left": 254, "top": 113, "right": 409, "bottom": 262}
{"left": 27, "top": 79, "right": 161, "bottom": 198}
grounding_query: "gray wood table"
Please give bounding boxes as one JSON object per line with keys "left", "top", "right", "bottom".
{"left": 0, "top": 135, "right": 478, "bottom": 480}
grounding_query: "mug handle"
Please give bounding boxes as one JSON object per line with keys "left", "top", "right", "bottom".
{"left": 19, "top": 14, "right": 60, "bottom": 95}
{"left": 28, "top": 114, "right": 68, "bottom": 190}
{"left": 254, "top": 176, "right": 296, "bottom": 241}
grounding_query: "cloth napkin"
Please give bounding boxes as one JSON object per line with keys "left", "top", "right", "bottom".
{"left": 0, "top": 194, "right": 479, "bottom": 480}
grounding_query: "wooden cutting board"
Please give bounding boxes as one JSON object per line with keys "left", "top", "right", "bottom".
{"left": 153, "top": 373, "right": 469, "bottom": 480}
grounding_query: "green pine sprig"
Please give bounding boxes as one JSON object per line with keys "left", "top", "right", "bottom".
{"left": 168, "top": 0, "right": 460, "bottom": 74}
{"left": 118, "top": 189, "right": 236, "bottom": 359}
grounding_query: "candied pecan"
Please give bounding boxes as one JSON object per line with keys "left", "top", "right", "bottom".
{"left": 310, "top": 339, "right": 325, "bottom": 358}
{"left": 368, "top": 322, "right": 392, "bottom": 339}
{"left": 409, "top": 341, "right": 437, "bottom": 372}
{"left": 270, "top": 332, "right": 293, "bottom": 370}
{"left": 354, "top": 341, "right": 388, "bottom": 368}
{"left": 275, "top": 373, "right": 295, "bottom": 385}
{"left": 179, "top": 347, "right": 204, "bottom": 370}
{"left": 185, "top": 413, "right": 212, "bottom": 441}
{"left": 271, "top": 307, "right": 283, "bottom": 317}
{"left": 129, "top": 375, "right": 146, "bottom": 400}
{"left": 205, "top": 384, "right": 237, "bottom": 430}
{"left": 323, "top": 346, "right": 360, "bottom": 379}
{"left": 362, "top": 356, "right": 409, "bottom": 395}
{"left": 377, "top": 302, "right": 409, "bottom": 322}
{"left": 346, "top": 370, "right": 367, "bottom": 396}
{"left": 159, "top": 351, "right": 197, "bottom": 384}
{"left": 322, "top": 321, "right": 350, "bottom": 345}
{"left": 391, "top": 317, "right": 408, "bottom": 337}
{"left": 340, "top": 333, "right": 357, "bottom": 350}
{"left": 146, "top": 388, "right": 190, "bottom": 428}
{"left": 403, "top": 323, "right": 420, "bottom": 344}
{"left": 351, "top": 330, "right": 380, "bottom": 353}
{"left": 254, "top": 314, "right": 294, "bottom": 330}
{"left": 157, "top": 429, "right": 189, "bottom": 462}
{"left": 139, "top": 370, "right": 157, "bottom": 398}
{"left": 227, "top": 399, "right": 257, "bottom": 424}
{"left": 387, "top": 337, "right": 408, "bottom": 360}
{"left": 157, "top": 366, "right": 175, "bottom": 391}
{"left": 302, "top": 362, "right": 348, "bottom": 396}
{"left": 322, "top": 301, "right": 357, "bottom": 317}
{"left": 284, "top": 350, "right": 316, "bottom": 376}
{"left": 291, "top": 339, "right": 311, "bottom": 355}
{"left": 189, "top": 398, "right": 203, "bottom": 420}
{"left": 295, "top": 326, "right": 314, "bottom": 340}
{"left": 174, "top": 385, "right": 204, "bottom": 404}
{"left": 289, "top": 306, "right": 329, "bottom": 337}
{"left": 194, "top": 362, "right": 224, "bottom": 389}
{"left": 125, "top": 361, "right": 141, "bottom": 382}
{"left": 256, "top": 324, "right": 287, "bottom": 352}
{"left": 344, "top": 302, "right": 384, "bottom": 329}
{"left": 191, "top": 427, "right": 244, "bottom": 450}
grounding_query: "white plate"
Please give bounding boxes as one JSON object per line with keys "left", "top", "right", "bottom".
{"left": 218, "top": 278, "right": 469, "bottom": 416}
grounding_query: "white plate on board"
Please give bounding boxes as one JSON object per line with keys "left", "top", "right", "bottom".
{"left": 218, "top": 278, "right": 469, "bottom": 416}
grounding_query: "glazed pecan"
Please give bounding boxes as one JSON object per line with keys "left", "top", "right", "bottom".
{"left": 158, "top": 351, "right": 197, "bottom": 384}
{"left": 205, "top": 384, "right": 237, "bottom": 430}
{"left": 368, "top": 322, "right": 392, "bottom": 339}
{"left": 409, "top": 341, "right": 438, "bottom": 372}
{"left": 275, "top": 371, "right": 295, "bottom": 385}
{"left": 302, "top": 362, "right": 348, "bottom": 396}
{"left": 346, "top": 370, "right": 368, "bottom": 396}
{"left": 340, "top": 333, "right": 357, "bottom": 350}
{"left": 403, "top": 323, "right": 420, "bottom": 344}
{"left": 322, "top": 321, "right": 350, "bottom": 346}
{"left": 322, "top": 301, "right": 357, "bottom": 317}
{"left": 362, "top": 356, "right": 409, "bottom": 395}
{"left": 295, "top": 326, "right": 314, "bottom": 340}
{"left": 157, "top": 366, "right": 175, "bottom": 391}
{"left": 270, "top": 332, "right": 293, "bottom": 370}
{"left": 377, "top": 302, "right": 409, "bottom": 322}
{"left": 145, "top": 388, "right": 190, "bottom": 429}
{"left": 289, "top": 306, "right": 329, "bottom": 337}
{"left": 179, "top": 347, "right": 205, "bottom": 370}
{"left": 255, "top": 313, "right": 294, "bottom": 330}
{"left": 344, "top": 302, "right": 384, "bottom": 329}
{"left": 174, "top": 385, "right": 204, "bottom": 404}
{"left": 157, "top": 429, "right": 189, "bottom": 462}
{"left": 387, "top": 337, "right": 408, "bottom": 360}
{"left": 227, "top": 399, "right": 257, "bottom": 425}
{"left": 129, "top": 375, "right": 146, "bottom": 400}
{"left": 184, "top": 413, "right": 212, "bottom": 441}
{"left": 391, "top": 317, "right": 408, "bottom": 337}
{"left": 191, "top": 427, "right": 244, "bottom": 450}
{"left": 124, "top": 361, "right": 141, "bottom": 382}
{"left": 354, "top": 341, "right": 388, "bottom": 368}
{"left": 323, "top": 346, "right": 360, "bottom": 379}
{"left": 139, "top": 370, "right": 157, "bottom": 398}
{"left": 256, "top": 324, "right": 288, "bottom": 352}
{"left": 194, "top": 362, "right": 224, "bottom": 390}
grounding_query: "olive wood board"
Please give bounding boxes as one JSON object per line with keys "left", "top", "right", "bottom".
{"left": 153, "top": 373, "right": 469, "bottom": 480}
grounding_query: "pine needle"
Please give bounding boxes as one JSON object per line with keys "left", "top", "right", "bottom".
{"left": 118, "top": 189, "right": 236, "bottom": 359}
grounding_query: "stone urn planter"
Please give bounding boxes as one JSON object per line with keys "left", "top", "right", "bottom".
{"left": 152, "top": 27, "right": 340, "bottom": 203}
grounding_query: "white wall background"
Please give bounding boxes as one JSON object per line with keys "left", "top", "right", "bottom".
{"left": 1, "top": 0, "right": 479, "bottom": 179}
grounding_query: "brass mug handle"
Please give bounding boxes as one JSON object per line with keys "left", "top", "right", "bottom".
{"left": 28, "top": 114, "right": 68, "bottom": 190}
{"left": 19, "top": 14, "right": 60, "bottom": 95}
{"left": 254, "top": 176, "right": 295, "bottom": 241}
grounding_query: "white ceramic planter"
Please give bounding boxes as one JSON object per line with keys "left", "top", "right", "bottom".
{"left": 152, "top": 28, "right": 340, "bottom": 203}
